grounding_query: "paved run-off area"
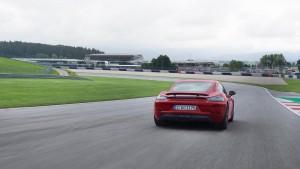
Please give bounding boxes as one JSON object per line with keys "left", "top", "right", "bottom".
{"left": 70, "top": 69, "right": 287, "bottom": 85}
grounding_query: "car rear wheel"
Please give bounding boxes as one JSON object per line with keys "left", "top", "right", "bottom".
{"left": 154, "top": 116, "right": 166, "bottom": 126}
{"left": 217, "top": 106, "right": 228, "bottom": 130}
{"left": 228, "top": 105, "right": 234, "bottom": 122}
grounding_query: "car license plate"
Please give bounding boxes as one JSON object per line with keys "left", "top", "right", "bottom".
{"left": 174, "top": 105, "right": 196, "bottom": 110}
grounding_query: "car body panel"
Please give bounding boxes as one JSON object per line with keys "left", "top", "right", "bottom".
{"left": 154, "top": 79, "right": 235, "bottom": 124}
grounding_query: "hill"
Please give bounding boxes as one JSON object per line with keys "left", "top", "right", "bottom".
{"left": 0, "top": 41, "right": 104, "bottom": 59}
{"left": 0, "top": 57, "right": 57, "bottom": 75}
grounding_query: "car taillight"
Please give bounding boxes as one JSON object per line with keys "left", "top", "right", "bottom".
{"left": 156, "top": 94, "right": 167, "bottom": 100}
{"left": 207, "top": 96, "right": 224, "bottom": 102}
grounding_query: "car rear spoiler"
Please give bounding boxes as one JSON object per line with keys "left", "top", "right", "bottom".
{"left": 165, "top": 92, "right": 209, "bottom": 99}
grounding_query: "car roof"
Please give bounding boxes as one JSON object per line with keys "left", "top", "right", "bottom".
{"left": 175, "top": 79, "right": 219, "bottom": 83}
{"left": 170, "top": 79, "right": 218, "bottom": 94}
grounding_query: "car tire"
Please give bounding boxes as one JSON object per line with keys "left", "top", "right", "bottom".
{"left": 228, "top": 105, "right": 234, "bottom": 122}
{"left": 154, "top": 116, "right": 166, "bottom": 126}
{"left": 217, "top": 106, "right": 228, "bottom": 130}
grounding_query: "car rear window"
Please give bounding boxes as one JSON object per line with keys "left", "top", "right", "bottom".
{"left": 172, "top": 82, "right": 213, "bottom": 92}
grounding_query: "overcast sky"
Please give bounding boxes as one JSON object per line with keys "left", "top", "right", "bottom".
{"left": 1, "top": 0, "right": 300, "bottom": 61}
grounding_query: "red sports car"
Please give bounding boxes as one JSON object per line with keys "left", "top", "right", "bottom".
{"left": 154, "top": 79, "right": 236, "bottom": 129}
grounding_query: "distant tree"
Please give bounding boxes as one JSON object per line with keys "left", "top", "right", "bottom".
{"left": 0, "top": 41, "right": 104, "bottom": 59}
{"left": 229, "top": 60, "right": 244, "bottom": 71}
{"left": 297, "top": 59, "right": 300, "bottom": 65}
{"left": 35, "top": 53, "right": 48, "bottom": 58}
{"left": 291, "top": 62, "right": 295, "bottom": 67}
{"left": 170, "top": 63, "right": 177, "bottom": 70}
{"left": 297, "top": 59, "right": 300, "bottom": 72}
{"left": 286, "top": 62, "right": 291, "bottom": 67}
{"left": 142, "top": 55, "right": 177, "bottom": 70}
{"left": 274, "top": 54, "right": 286, "bottom": 67}
{"left": 260, "top": 54, "right": 286, "bottom": 68}
{"left": 243, "top": 64, "right": 251, "bottom": 68}
{"left": 223, "top": 63, "right": 229, "bottom": 67}
{"left": 51, "top": 54, "right": 58, "bottom": 58}
{"left": 141, "top": 62, "right": 152, "bottom": 69}
{"left": 156, "top": 55, "right": 172, "bottom": 70}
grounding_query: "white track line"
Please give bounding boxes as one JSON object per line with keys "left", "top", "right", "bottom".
{"left": 264, "top": 88, "right": 300, "bottom": 117}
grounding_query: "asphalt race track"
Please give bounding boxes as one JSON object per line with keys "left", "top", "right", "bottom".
{"left": 1, "top": 79, "right": 300, "bottom": 168}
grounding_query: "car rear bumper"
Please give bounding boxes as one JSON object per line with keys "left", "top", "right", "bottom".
{"left": 160, "top": 114, "right": 212, "bottom": 122}
{"left": 155, "top": 112, "right": 224, "bottom": 123}
{"left": 154, "top": 100, "right": 227, "bottom": 123}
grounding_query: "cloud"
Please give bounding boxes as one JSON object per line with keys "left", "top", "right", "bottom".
{"left": 0, "top": 0, "right": 300, "bottom": 60}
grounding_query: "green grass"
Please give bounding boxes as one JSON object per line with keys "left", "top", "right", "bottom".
{"left": 0, "top": 57, "right": 58, "bottom": 75}
{"left": 256, "top": 79, "right": 300, "bottom": 93}
{"left": 0, "top": 77, "right": 172, "bottom": 108}
{"left": 223, "top": 79, "right": 300, "bottom": 94}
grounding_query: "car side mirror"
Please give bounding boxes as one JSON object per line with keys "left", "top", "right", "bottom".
{"left": 228, "top": 91, "right": 236, "bottom": 96}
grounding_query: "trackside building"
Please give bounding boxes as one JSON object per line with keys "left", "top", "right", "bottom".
{"left": 85, "top": 53, "right": 144, "bottom": 68}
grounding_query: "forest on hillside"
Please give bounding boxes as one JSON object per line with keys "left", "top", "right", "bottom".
{"left": 0, "top": 41, "right": 104, "bottom": 59}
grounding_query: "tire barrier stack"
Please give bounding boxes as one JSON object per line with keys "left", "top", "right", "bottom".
{"left": 284, "top": 74, "right": 300, "bottom": 79}
{"left": 203, "top": 72, "right": 213, "bottom": 75}
{"left": 241, "top": 73, "right": 252, "bottom": 76}
{"left": 151, "top": 69, "right": 160, "bottom": 72}
{"left": 68, "top": 66, "right": 78, "bottom": 69}
{"left": 222, "top": 72, "right": 232, "bottom": 75}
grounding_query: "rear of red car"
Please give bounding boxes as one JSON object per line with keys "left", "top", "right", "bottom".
{"left": 154, "top": 80, "right": 233, "bottom": 128}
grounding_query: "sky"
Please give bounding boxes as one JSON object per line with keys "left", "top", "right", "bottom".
{"left": 0, "top": 0, "right": 300, "bottom": 61}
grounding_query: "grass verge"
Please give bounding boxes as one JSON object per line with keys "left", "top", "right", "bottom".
{"left": 0, "top": 76, "right": 172, "bottom": 108}
{"left": 226, "top": 78, "right": 300, "bottom": 94}
{"left": 65, "top": 69, "right": 77, "bottom": 76}
{"left": 252, "top": 79, "right": 300, "bottom": 93}
{"left": 0, "top": 57, "right": 58, "bottom": 75}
